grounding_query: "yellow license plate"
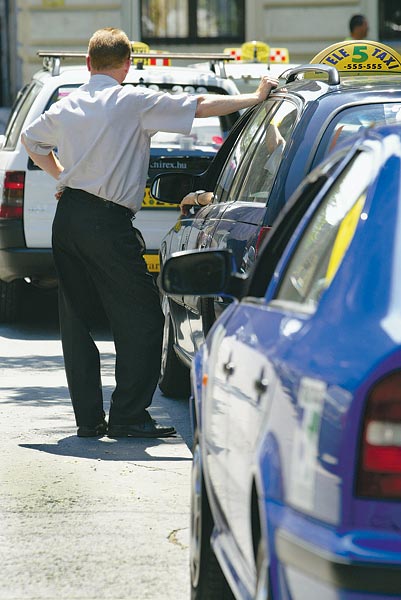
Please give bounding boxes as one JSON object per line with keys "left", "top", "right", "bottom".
{"left": 144, "top": 254, "right": 160, "bottom": 273}
{"left": 142, "top": 187, "right": 177, "bottom": 208}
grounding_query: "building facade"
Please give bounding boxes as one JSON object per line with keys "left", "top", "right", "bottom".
{"left": 2, "top": 0, "right": 400, "bottom": 105}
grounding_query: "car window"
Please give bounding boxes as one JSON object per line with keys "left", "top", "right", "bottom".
{"left": 4, "top": 82, "right": 42, "bottom": 150}
{"left": 272, "top": 149, "right": 372, "bottom": 312}
{"left": 151, "top": 116, "right": 224, "bottom": 152}
{"left": 233, "top": 100, "right": 298, "bottom": 203}
{"left": 213, "top": 100, "right": 277, "bottom": 204}
{"left": 44, "top": 85, "right": 81, "bottom": 111}
{"left": 246, "top": 147, "right": 351, "bottom": 299}
{"left": 322, "top": 103, "right": 401, "bottom": 156}
{"left": 27, "top": 84, "right": 81, "bottom": 170}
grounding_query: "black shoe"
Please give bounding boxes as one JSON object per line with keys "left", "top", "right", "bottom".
{"left": 77, "top": 420, "right": 108, "bottom": 438}
{"left": 108, "top": 418, "right": 176, "bottom": 439}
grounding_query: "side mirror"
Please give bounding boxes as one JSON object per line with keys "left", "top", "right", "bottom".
{"left": 161, "top": 249, "right": 246, "bottom": 298}
{"left": 150, "top": 172, "right": 196, "bottom": 204}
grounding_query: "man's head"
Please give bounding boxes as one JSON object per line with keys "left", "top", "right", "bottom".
{"left": 349, "top": 14, "right": 369, "bottom": 39}
{"left": 87, "top": 28, "right": 131, "bottom": 71}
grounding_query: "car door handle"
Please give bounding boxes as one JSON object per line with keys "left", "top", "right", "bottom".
{"left": 223, "top": 361, "right": 235, "bottom": 376}
{"left": 254, "top": 376, "right": 269, "bottom": 394}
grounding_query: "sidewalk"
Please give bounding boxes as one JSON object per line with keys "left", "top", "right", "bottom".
{"left": 0, "top": 306, "right": 192, "bottom": 599}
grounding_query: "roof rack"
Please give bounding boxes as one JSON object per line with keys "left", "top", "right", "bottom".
{"left": 282, "top": 63, "right": 340, "bottom": 85}
{"left": 37, "top": 50, "right": 235, "bottom": 78}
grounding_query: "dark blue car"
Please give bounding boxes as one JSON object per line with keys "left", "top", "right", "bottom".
{"left": 161, "top": 122, "right": 401, "bottom": 600}
{"left": 151, "top": 39, "right": 401, "bottom": 398}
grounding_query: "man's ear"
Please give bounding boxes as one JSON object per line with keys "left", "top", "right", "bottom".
{"left": 86, "top": 55, "right": 91, "bottom": 72}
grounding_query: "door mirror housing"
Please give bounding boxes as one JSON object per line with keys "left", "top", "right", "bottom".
{"left": 150, "top": 172, "right": 197, "bottom": 204}
{"left": 161, "top": 249, "right": 247, "bottom": 298}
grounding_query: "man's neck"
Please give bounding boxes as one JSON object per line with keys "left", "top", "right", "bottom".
{"left": 86, "top": 56, "right": 130, "bottom": 84}
{"left": 90, "top": 70, "right": 123, "bottom": 83}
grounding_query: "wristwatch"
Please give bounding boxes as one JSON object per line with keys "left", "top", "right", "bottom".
{"left": 194, "top": 190, "right": 206, "bottom": 206}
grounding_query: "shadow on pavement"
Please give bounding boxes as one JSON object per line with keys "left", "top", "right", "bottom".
{"left": 1, "top": 282, "right": 111, "bottom": 341}
{"left": 0, "top": 354, "right": 115, "bottom": 379}
{"left": 20, "top": 435, "right": 191, "bottom": 461}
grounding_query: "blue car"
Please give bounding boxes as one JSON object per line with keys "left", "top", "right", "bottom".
{"left": 161, "top": 123, "right": 401, "bottom": 599}
{"left": 151, "top": 39, "right": 401, "bottom": 399}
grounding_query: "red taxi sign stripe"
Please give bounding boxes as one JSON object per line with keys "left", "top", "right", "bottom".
{"left": 310, "top": 40, "right": 401, "bottom": 74}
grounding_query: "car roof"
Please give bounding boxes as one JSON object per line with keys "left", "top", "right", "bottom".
{"left": 32, "top": 44, "right": 242, "bottom": 97}
{"left": 33, "top": 63, "right": 240, "bottom": 91}
{"left": 278, "top": 73, "right": 401, "bottom": 110}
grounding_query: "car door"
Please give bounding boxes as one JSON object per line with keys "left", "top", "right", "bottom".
{"left": 23, "top": 83, "right": 81, "bottom": 248}
{"left": 205, "top": 142, "right": 373, "bottom": 582}
{"left": 187, "top": 98, "right": 300, "bottom": 354}
{"left": 159, "top": 109, "right": 258, "bottom": 362}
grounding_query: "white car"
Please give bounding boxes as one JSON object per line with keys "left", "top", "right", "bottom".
{"left": 0, "top": 50, "right": 240, "bottom": 321}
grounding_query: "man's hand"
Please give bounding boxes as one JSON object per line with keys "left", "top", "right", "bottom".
{"left": 180, "top": 191, "right": 214, "bottom": 216}
{"left": 255, "top": 75, "right": 280, "bottom": 102}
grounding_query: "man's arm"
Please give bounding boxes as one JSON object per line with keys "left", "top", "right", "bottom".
{"left": 195, "top": 75, "right": 279, "bottom": 118}
{"left": 21, "top": 134, "right": 64, "bottom": 180}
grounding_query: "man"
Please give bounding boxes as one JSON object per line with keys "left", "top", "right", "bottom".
{"left": 349, "top": 14, "right": 369, "bottom": 40}
{"left": 21, "top": 27, "right": 278, "bottom": 439}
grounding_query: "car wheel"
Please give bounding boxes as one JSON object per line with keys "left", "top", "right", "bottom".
{"left": 158, "top": 297, "right": 191, "bottom": 398}
{"left": 190, "top": 432, "right": 235, "bottom": 600}
{"left": 0, "top": 279, "right": 22, "bottom": 323}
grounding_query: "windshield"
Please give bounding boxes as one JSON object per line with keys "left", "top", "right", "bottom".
{"left": 151, "top": 116, "right": 224, "bottom": 152}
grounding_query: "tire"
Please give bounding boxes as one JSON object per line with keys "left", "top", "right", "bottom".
{"left": 0, "top": 279, "right": 22, "bottom": 323}
{"left": 158, "top": 297, "right": 191, "bottom": 398}
{"left": 190, "top": 432, "right": 235, "bottom": 600}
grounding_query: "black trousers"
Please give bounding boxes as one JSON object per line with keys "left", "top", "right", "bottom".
{"left": 52, "top": 187, "right": 164, "bottom": 428}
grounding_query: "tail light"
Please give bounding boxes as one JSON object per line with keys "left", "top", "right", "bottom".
{"left": 255, "top": 226, "right": 271, "bottom": 256}
{"left": 356, "top": 370, "right": 401, "bottom": 498}
{"left": 0, "top": 171, "right": 25, "bottom": 218}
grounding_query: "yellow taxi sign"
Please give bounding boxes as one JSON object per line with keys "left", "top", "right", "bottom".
{"left": 142, "top": 187, "right": 178, "bottom": 209}
{"left": 131, "top": 41, "right": 151, "bottom": 65}
{"left": 311, "top": 40, "right": 401, "bottom": 74}
{"left": 224, "top": 42, "right": 290, "bottom": 64}
{"left": 241, "top": 41, "right": 269, "bottom": 63}
{"left": 130, "top": 41, "right": 172, "bottom": 66}
{"left": 144, "top": 253, "right": 160, "bottom": 273}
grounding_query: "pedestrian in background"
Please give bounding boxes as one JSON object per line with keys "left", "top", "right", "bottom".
{"left": 21, "top": 27, "right": 278, "bottom": 439}
{"left": 349, "top": 14, "right": 369, "bottom": 39}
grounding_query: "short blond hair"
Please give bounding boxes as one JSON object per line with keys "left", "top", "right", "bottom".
{"left": 88, "top": 28, "right": 131, "bottom": 70}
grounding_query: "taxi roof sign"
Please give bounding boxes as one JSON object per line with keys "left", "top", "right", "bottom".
{"left": 223, "top": 47, "right": 242, "bottom": 61}
{"left": 131, "top": 41, "right": 171, "bottom": 66}
{"left": 241, "top": 41, "right": 269, "bottom": 63}
{"left": 310, "top": 40, "right": 401, "bottom": 74}
{"left": 223, "top": 41, "right": 290, "bottom": 66}
{"left": 270, "top": 47, "right": 290, "bottom": 64}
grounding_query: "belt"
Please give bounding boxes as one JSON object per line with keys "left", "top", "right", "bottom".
{"left": 64, "top": 187, "right": 135, "bottom": 217}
